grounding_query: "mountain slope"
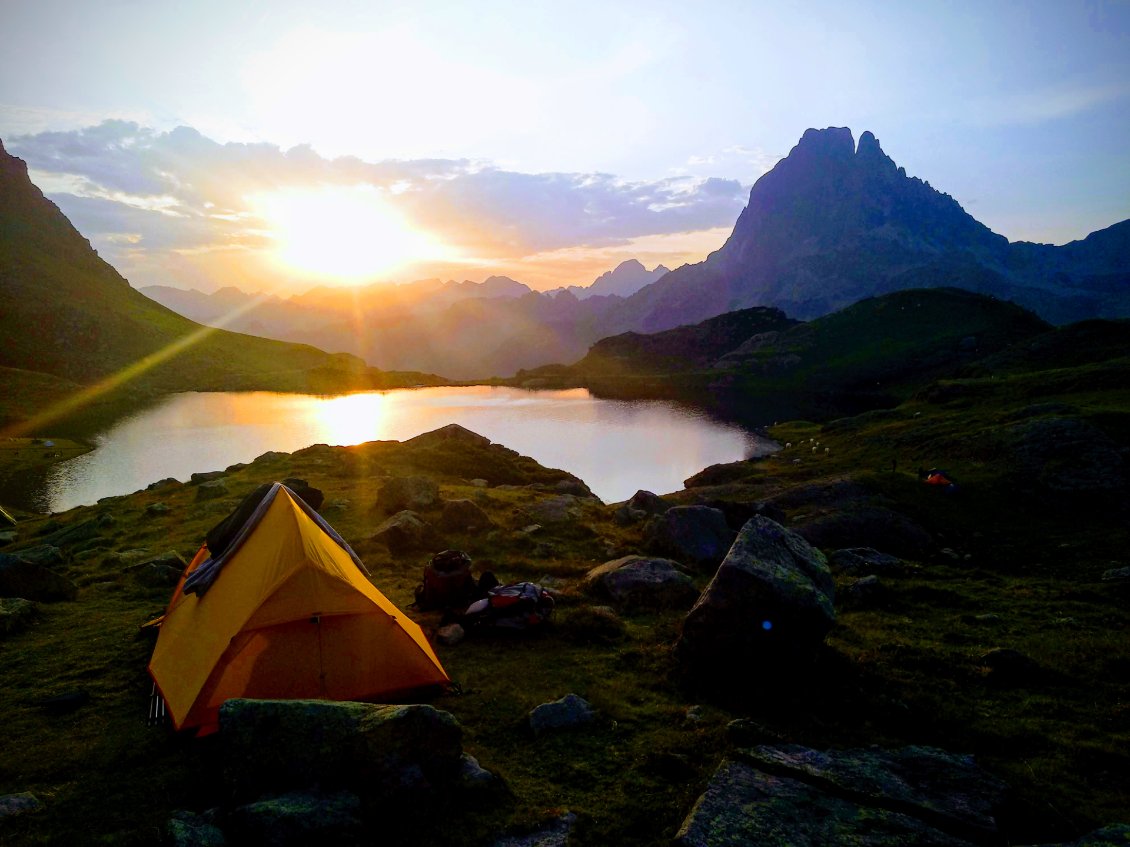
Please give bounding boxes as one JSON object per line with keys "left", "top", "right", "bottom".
{"left": 604, "top": 128, "right": 1129, "bottom": 332}
{"left": 0, "top": 139, "right": 443, "bottom": 430}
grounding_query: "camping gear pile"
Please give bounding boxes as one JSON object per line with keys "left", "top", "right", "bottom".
{"left": 415, "top": 549, "right": 555, "bottom": 633}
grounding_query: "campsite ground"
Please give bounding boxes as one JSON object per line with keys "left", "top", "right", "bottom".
{"left": 0, "top": 355, "right": 1128, "bottom": 845}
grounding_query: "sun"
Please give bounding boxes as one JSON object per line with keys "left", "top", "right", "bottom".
{"left": 252, "top": 185, "right": 449, "bottom": 283}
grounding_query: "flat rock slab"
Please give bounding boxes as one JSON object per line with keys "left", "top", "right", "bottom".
{"left": 675, "top": 759, "right": 974, "bottom": 847}
{"left": 737, "top": 744, "right": 1008, "bottom": 841}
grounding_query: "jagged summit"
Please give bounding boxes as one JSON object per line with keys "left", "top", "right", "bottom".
{"left": 605, "top": 126, "right": 1129, "bottom": 330}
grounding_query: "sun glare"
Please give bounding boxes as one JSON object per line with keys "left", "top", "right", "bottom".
{"left": 253, "top": 185, "right": 450, "bottom": 283}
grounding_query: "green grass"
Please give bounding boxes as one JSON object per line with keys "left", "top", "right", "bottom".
{"left": 2, "top": 351, "right": 1129, "bottom": 844}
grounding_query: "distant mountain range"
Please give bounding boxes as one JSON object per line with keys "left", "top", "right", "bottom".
{"left": 0, "top": 139, "right": 444, "bottom": 434}
{"left": 138, "top": 127, "right": 1128, "bottom": 381}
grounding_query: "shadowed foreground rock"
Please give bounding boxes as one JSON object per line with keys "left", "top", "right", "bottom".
{"left": 0, "top": 554, "right": 78, "bottom": 601}
{"left": 676, "top": 516, "right": 834, "bottom": 676}
{"left": 220, "top": 699, "right": 463, "bottom": 802}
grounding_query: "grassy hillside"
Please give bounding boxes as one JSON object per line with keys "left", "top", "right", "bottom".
{"left": 0, "top": 139, "right": 444, "bottom": 435}
{"left": 0, "top": 333, "right": 1127, "bottom": 844}
{"left": 512, "top": 288, "right": 1053, "bottom": 420}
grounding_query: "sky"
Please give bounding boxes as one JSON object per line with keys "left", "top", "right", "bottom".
{"left": 1, "top": 0, "right": 1128, "bottom": 295}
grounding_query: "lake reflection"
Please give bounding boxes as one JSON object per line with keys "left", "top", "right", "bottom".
{"left": 16, "top": 386, "right": 775, "bottom": 512}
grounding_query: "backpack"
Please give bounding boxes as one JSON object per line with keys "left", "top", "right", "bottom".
{"left": 414, "top": 549, "right": 475, "bottom": 611}
{"left": 463, "top": 582, "right": 555, "bottom": 631}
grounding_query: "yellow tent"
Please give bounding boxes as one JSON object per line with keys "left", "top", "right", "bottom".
{"left": 149, "top": 483, "right": 449, "bottom": 734}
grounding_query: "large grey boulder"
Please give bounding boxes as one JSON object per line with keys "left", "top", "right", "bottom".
{"left": 676, "top": 516, "right": 834, "bottom": 675}
{"left": 220, "top": 699, "right": 463, "bottom": 801}
{"left": 644, "top": 505, "right": 735, "bottom": 570}
{"left": 614, "top": 490, "right": 669, "bottom": 524}
{"left": 521, "top": 495, "right": 583, "bottom": 525}
{"left": 195, "top": 479, "right": 229, "bottom": 501}
{"left": 0, "top": 554, "right": 78, "bottom": 601}
{"left": 376, "top": 476, "right": 440, "bottom": 513}
{"left": 583, "top": 556, "right": 698, "bottom": 610}
{"left": 371, "top": 511, "right": 435, "bottom": 556}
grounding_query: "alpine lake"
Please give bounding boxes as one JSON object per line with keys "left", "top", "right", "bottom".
{"left": 1, "top": 386, "right": 777, "bottom": 514}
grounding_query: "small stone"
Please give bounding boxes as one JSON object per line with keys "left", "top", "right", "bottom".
{"left": 528, "top": 693, "right": 596, "bottom": 737}
{"left": 436, "top": 623, "right": 465, "bottom": 646}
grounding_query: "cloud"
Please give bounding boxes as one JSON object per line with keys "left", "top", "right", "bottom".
{"left": 963, "top": 82, "right": 1130, "bottom": 127}
{"left": 7, "top": 121, "right": 751, "bottom": 289}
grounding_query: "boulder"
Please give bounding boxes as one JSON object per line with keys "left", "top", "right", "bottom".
{"left": 147, "top": 477, "right": 179, "bottom": 490}
{"left": 521, "top": 495, "right": 583, "bottom": 525}
{"left": 1102, "top": 567, "right": 1130, "bottom": 583}
{"left": 167, "top": 811, "right": 226, "bottom": 847}
{"left": 644, "top": 506, "right": 735, "bottom": 570}
{"left": 0, "top": 554, "right": 78, "bottom": 601}
{"left": 676, "top": 517, "right": 834, "bottom": 676}
{"left": 675, "top": 758, "right": 975, "bottom": 846}
{"left": 225, "top": 790, "right": 362, "bottom": 846}
{"left": 614, "top": 489, "right": 671, "bottom": 524}
{"left": 459, "top": 753, "right": 503, "bottom": 794}
{"left": 377, "top": 476, "right": 439, "bottom": 514}
{"left": 703, "top": 499, "right": 787, "bottom": 531}
{"left": 38, "top": 516, "right": 108, "bottom": 548}
{"left": 8, "top": 544, "right": 64, "bottom": 566}
{"left": 0, "top": 792, "right": 43, "bottom": 820}
{"left": 795, "top": 507, "right": 931, "bottom": 558}
{"left": 553, "top": 478, "right": 598, "bottom": 499}
{"left": 1005, "top": 417, "right": 1127, "bottom": 493}
{"left": 190, "top": 471, "right": 226, "bottom": 484}
{"left": 736, "top": 744, "right": 1007, "bottom": 842}
{"left": 0, "top": 597, "right": 39, "bottom": 635}
{"left": 830, "top": 547, "right": 911, "bottom": 576}
{"left": 528, "top": 694, "right": 596, "bottom": 737}
{"left": 436, "top": 623, "right": 465, "bottom": 646}
{"left": 220, "top": 699, "right": 463, "bottom": 801}
{"left": 583, "top": 556, "right": 698, "bottom": 610}
{"left": 371, "top": 511, "right": 435, "bottom": 556}
{"left": 146, "top": 502, "right": 170, "bottom": 516}
{"left": 128, "top": 550, "right": 187, "bottom": 588}
{"left": 437, "top": 499, "right": 496, "bottom": 533}
{"left": 195, "top": 479, "right": 229, "bottom": 501}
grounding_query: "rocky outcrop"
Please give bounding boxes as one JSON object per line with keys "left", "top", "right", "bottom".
{"left": 583, "top": 556, "right": 698, "bottom": 610}
{"left": 644, "top": 506, "right": 735, "bottom": 570}
{"left": 676, "top": 744, "right": 1009, "bottom": 846}
{"left": 676, "top": 517, "right": 834, "bottom": 675}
